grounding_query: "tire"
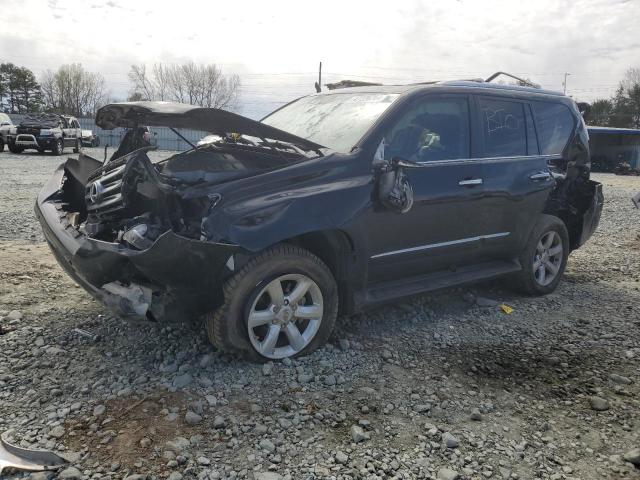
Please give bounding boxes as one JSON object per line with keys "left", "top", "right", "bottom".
{"left": 53, "top": 139, "right": 64, "bottom": 156}
{"left": 0, "top": 139, "right": 4, "bottom": 153}
{"left": 73, "top": 139, "right": 79, "bottom": 153}
{"left": 206, "top": 244, "right": 339, "bottom": 362}
{"left": 513, "top": 214, "right": 570, "bottom": 295}
{"left": 37, "top": 148, "right": 45, "bottom": 154}
{"left": 8, "top": 142, "right": 23, "bottom": 154}
{"left": 93, "top": 137, "right": 100, "bottom": 147}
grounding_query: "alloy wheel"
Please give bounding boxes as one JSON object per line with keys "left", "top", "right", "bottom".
{"left": 533, "top": 231, "right": 563, "bottom": 286}
{"left": 247, "top": 273, "right": 323, "bottom": 359}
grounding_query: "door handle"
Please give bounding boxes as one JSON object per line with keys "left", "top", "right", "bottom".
{"left": 458, "top": 178, "right": 483, "bottom": 186}
{"left": 529, "top": 171, "right": 551, "bottom": 181}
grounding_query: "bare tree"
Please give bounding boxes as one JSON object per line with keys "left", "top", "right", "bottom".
{"left": 128, "top": 62, "right": 240, "bottom": 110}
{"left": 621, "top": 67, "right": 640, "bottom": 94}
{"left": 40, "top": 64, "right": 108, "bottom": 116}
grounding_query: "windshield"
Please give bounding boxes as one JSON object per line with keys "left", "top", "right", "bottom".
{"left": 261, "top": 93, "right": 399, "bottom": 153}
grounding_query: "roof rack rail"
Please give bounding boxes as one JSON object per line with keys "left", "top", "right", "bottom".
{"left": 484, "top": 72, "right": 541, "bottom": 89}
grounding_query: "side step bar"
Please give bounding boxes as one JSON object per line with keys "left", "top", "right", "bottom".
{"left": 361, "top": 260, "right": 521, "bottom": 308}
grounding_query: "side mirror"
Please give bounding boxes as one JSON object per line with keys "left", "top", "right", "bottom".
{"left": 376, "top": 157, "right": 415, "bottom": 214}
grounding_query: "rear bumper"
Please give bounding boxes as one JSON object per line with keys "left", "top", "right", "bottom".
{"left": 576, "top": 180, "right": 604, "bottom": 247}
{"left": 35, "top": 162, "right": 240, "bottom": 320}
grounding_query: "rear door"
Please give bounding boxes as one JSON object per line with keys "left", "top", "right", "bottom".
{"left": 474, "top": 95, "right": 556, "bottom": 259}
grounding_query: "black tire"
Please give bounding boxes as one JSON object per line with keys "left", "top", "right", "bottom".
{"left": 37, "top": 148, "right": 45, "bottom": 154}
{"left": 206, "top": 244, "right": 338, "bottom": 362}
{"left": 513, "top": 214, "right": 570, "bottom": 296}
{"left": 8, "top": 142, "right": 23, "bottom": 154}
{"left": 93, "top": 137, "right": 100, "bottom": 147}
{"left": 73, "top": 139, "right": 79, "bottom": 153}
{"left": 53, "top": 139, "right": 64, "bottom": 156}
{"left": 0, "top": 139, "right": 4, "bottom": 153}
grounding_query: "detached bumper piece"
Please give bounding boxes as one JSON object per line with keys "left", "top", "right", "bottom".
{"left": 35, "top": 162, "right": 239, "bottom": 321}
{"left": 0, "top": 435, "right": 67, "bottom": 475}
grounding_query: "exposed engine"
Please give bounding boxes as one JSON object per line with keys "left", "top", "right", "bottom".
{"left": 62, "top": 138, "right": 309, "bottom": 250}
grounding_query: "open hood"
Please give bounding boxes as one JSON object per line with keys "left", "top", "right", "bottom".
{"left": 95, "top": 101, "right": 325, "bottom": 151}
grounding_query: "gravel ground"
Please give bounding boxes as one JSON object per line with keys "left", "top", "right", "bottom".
{"left": 0, "top": 149, "right": 639, "bottom": 480}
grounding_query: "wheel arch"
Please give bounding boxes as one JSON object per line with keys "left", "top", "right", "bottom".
{"left": 284, "top": 229, "right": 356, "bottom": 316}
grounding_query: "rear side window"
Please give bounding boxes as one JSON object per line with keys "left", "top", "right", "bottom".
{"left": 532, "top": 102, "right": 575, "bottom": 155}
{"left": 478, "top": 97, "right": 527, "bottom": 157}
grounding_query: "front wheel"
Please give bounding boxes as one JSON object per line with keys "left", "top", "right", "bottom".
{"left": 206, "top": 245, "right": 338, "bottom": 361}
{"left": 53, "top": 139, "right": 64, "bottom": 156}
{"left": 513, "top": 214, "right": 569, "bottom": 295}
{"left": 8, "top": 142, "right": 23, "bottom": 154}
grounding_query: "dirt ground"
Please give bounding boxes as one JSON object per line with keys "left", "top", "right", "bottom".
{"left": 0, "top": 150, "right": 639, "bottom": 480}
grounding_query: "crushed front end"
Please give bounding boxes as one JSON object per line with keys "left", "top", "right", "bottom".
{"left": 35, "top": 149, "right": 240, "bottom": 321}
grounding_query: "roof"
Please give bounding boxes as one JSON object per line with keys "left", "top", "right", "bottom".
{"left": 587, "top": 126, "right": 640, "bottom": 136}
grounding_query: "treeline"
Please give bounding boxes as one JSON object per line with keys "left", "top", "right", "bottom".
{"left": 1, "top": 60, "right": 240, "bottom": 117}
{"left": 127, "top": 62, "right": 240, "bottom": 109}
{"left": 589, "top": 68, "right": 640, "bottom": 128}
{"left": 0, "top": 63, "right": 42, "bottom": 113}
{"left": 0, "top": 62, "right": 108, "bottom": 117}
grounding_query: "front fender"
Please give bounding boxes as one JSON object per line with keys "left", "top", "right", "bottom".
{"left": 203, "top": 173, "right": 373, "bottom": 252}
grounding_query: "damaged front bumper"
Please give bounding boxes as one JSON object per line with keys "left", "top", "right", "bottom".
{"left": 35, "top": 162, "right": 240, "bottom": 321}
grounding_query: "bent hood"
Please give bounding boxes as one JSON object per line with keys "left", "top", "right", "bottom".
{"left": 95, "top": 101, "right": 324, "bottom": 151}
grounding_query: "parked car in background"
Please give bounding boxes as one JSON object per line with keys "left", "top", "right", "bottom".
{"left": 36, "top": 75, "right": 603, "bottom": 361}
{"left": 81, "top": 129, "right": 100, "bottom": 147}
{"left": 9, "top": 113, "right": 81, "bottom": 155}
{"left": 0, "top": 113, "right": 14, "bottom": 153}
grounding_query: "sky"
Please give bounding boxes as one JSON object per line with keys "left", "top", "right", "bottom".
{"left": 1, "top": 0, "right": 639, "bottom": 119}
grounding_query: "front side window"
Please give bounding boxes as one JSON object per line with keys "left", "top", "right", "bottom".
{"left": 478, "top": 97, "right": 527, "bottom": 157}
{"left": 532, "top": 101, "right": 575, "bottom": 155}
{"left": 384, "top": 96, "right": 470, "bottom": 162}
{"left": 261, "top": 93, "right": 399, "bottom": 153}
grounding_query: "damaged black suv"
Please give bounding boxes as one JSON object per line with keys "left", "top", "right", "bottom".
{"left": 36, "top": 77, "right": 603, "bottom": 361}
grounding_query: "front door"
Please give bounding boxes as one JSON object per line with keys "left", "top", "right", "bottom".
{"left": 366, "top": 94, "right": 495, "bottom": 283}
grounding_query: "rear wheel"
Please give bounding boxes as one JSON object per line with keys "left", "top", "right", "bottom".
{"left": 0, "top": 139, "right": 4, "bottom": 152}
{"left": 73, "top": 139, "right": 79, "bottom": 153}
{"left": 53, "top": 139, "right": 64, "bottom": 156}
{"left": 513, "top": 214, "right": 569, "bottom": 295}
{"left": 206, "top": 245, "right": 338, "bottom": 361}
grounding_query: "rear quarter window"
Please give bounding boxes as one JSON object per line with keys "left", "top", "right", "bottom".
{"left": 478, "top": 97, "right": 527, "bottom": 157}
{"left": 532, "top": 101, "right": 575, "bottom": 155}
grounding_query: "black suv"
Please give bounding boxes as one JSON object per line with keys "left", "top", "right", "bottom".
{"left": 35, "top": 76, "right": 603, "bottom": 361}
{"left": 9, "top": 113, "right": 81, "bottom": 155}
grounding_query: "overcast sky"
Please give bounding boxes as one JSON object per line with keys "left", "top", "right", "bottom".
{"left": 1, "top": 0, "right": 638, "bottom": 118}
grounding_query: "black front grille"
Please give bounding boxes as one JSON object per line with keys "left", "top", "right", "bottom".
{"left": 17, "top": 126, "right": 40, "bottom": 136}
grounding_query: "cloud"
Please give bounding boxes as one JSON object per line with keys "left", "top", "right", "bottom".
{"left": 1, "top": 0, "right": 639, "bottom": 115}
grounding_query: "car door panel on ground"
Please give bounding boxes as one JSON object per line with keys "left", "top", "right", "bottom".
{"left": 367, "top": 94, "right": 494, "bottom": 284}
{"left": 476, "top": 96, "right": 559, "bottom": 261}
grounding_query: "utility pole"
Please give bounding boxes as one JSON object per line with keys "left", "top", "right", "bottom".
{"left": 315, "top": 61, "right": 322, "bottom": 93}
{"left": 563, "top": 72, "right": 570, "bottom": 95}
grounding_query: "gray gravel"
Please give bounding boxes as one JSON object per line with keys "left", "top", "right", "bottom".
{"left": 0, "top": 150, "right": 639, "bottom": 480}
